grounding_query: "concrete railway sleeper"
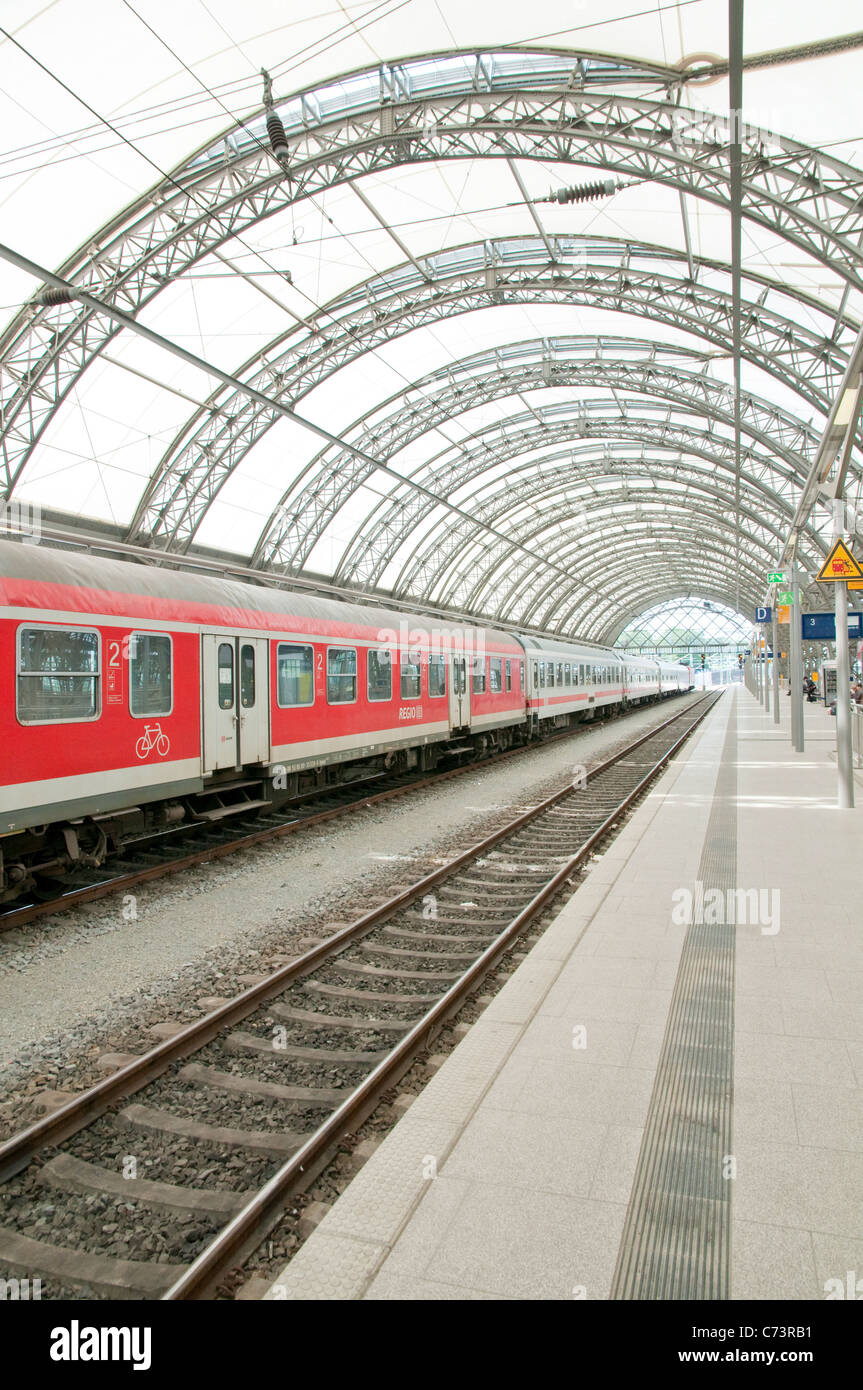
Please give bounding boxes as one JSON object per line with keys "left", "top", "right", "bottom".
{"left": 0, "top": 692, "right": 676, "bottom": 937}
{"left": 0, "top": 693, "right": 720, "bottom": 1300}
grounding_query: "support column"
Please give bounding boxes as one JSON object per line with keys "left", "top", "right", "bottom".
{"left": 772, "top": 611, "right": 780, "bottom": 724}
{"left": 764, "top": 632, "right": 771, "bottom": 710}
{"left": 790, "top": 564, "right": 804, "bottom": 752}
{"left": 833, "top": 501, "right": 854, "bottom": 807}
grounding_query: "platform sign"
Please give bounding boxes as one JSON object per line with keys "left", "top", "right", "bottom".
{"left": 777, "top": 605, "right": 791, "bottom": 624}
{"left": 816, "top": 539, "right": 863, "bottom": 582}
{"left": 755, "top": 606, "right": 771, "bottom": 623}
{"left": 801, "top": 612, "right": 863, "bottom": 640}
{"left": 767, "top": 570, "right": 787, "bottom": 584}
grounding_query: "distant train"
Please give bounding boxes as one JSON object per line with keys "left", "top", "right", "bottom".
{"left": 0, "top": 540, "right": 692, "bottom": 903}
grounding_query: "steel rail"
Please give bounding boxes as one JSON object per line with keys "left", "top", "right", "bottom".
{"left": 162, "top": 691, "right": 721, "bottom": 1299}
{"left": 0, "top": 693, "right": 713, "bottom": 1185}
{"left": 0, "top": 700, "right": 654, "bottom": 934}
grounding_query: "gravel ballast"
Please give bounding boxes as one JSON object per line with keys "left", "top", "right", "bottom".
{"left": 0, "top": 696, "right": 697, "bottom": 1137}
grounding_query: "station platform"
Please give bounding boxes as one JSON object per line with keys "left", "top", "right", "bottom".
{"left": 265, "top": 685, "right": 863, "bottom": 1301}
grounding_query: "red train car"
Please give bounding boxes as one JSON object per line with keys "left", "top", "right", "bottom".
{"left": 0, "top": 540, "right": 524, "bottom": 900}
{"left": 0, "top": 540, "right": 690, "bottom": 904}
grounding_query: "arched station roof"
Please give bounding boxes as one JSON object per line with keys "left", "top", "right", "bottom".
{"left": 1, "top": 3, "right": 862, "bottom": 638}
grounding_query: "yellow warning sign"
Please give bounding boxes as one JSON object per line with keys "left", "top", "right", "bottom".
{"left": 816, "top": 539, "right": 863, "bottom": 582}
{"left": 849, "top": 580, "right": 863, "bottom": 591}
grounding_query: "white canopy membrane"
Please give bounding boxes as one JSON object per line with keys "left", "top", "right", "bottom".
{"left": 1, "top": 4, "right": 862, "bottom": 638}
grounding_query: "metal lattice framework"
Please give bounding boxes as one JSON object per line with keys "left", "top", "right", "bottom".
{"left": 2, "top": 46, "right": 863, "bottom": 636}
{"left": 248, "top": 339, "right": 829, "bottom": 618}
{"left": 318, "top": 336, "right": 826, "bottom": 570}
{"left": 394, "top": 463, "right": 781, "bottom": 639}
{"left": 616, "top": 598, "right": 751, "bottom": 652}
{"left": 130, "top": 238, "right": 857, "bottom": 552}
{"left": 387, "top": 447, "right": 813, "bottom": 629}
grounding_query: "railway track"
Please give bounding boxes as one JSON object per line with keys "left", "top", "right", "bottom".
{"left": 0, "top": 697, "right": 689, "bottom": 935}
{"left": 0, "top": 690, "right": 720, "bottom": 1300}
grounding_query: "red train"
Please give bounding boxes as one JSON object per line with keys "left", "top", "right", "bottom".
{"left": 0, "top": 540, "right": 692, "bottom": 903}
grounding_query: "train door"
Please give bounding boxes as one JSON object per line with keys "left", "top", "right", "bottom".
{"left": 202, "top": 634, "right": 270, "bottom": 772}
{"left": 238, "top": 638, "right": 270, "bottom": 765}
{"left": 449, "top": 653, "right": 471, "bottom": 729}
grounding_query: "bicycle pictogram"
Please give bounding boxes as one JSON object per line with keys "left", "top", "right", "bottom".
{"left": 135, "top": 722, "right": 170, "bottom": 759}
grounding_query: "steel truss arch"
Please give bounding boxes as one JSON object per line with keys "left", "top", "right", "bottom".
{"left": 2, "top": 44, "right": 863, "bottom": 528}
{"left": 600, "top": 591, "right": 753, "bottom": 648}
{"left": 413, "top": 486, "right": 776, "bottom": 629}
{"left": 328, "top": 337, "right": 824, "bottom": 588}
{"left": 380, "top": 440, "right": 814, "bottom": 613}
{"left": 497, "top": 523, "right": 769, "bottom": 640}
{"left": 133, "top": 237, "right": 856, "bottom": 551}
{"left": 498, "top": 518, "right": 767, "bottom": 630}
{"left": 255, "top": 347, "right": 826, "bottom": 588}
{"left": 393, "top": 450, "right": 812, "bottom": 623}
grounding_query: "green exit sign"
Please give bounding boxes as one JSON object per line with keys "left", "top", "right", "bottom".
{"left": 768, "top": 571, "right": 787, "bottom": 583}
{"left": 777, "top": 590, "right": 794, "bottom": 604}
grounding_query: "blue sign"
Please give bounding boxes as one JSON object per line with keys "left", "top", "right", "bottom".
{"left": 755, "top": 606, "right": 772, "bottom": 623}
{"left": 801, "top": 612, "right": 863, "bottom": 640}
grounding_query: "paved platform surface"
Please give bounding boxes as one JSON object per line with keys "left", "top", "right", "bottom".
{"left": 265, "top": 686, "right": 863, "bottom": 1300}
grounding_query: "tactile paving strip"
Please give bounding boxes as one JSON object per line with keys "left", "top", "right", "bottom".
{"left": 611, "top": 700, "right": 737, "bottom": 1299}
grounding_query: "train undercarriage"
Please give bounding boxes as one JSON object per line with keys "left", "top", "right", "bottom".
{"left": 0, "top": 694, "right": 667, "bottom": 906}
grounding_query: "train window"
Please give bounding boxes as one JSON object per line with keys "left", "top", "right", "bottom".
{"left": 505, "top": 659, "right": 512, "bottom": 693}
{"left": 130, "top": 633, "right": 172, "bottom": 717}
{"left": 556, "top": 662, "right": 563, "bottom": 686}
{"left": 400, "top": 651, "right": 422, "bottom": 699}
{"left": 240, "top": 645, "right": 256, "bottom": 709}
{"left": 471, "top": 656, "right": 486, "bottom": 694}
{"left": 367, "top": 648, "right": 393, "bottom": 702}
{"left": 277, "top": 643, "right": 314, "bottom": 707}
{"left": 519, "top": 661, "right": 524, "bottom": 690}
{"left": 453, "top": 657, "right": 467, "bottom": 694}
{"left": 17, "top": 626, "right": 100, "bottom": 723}
{"left": 564, "top": 662, "right": 571, "bottom": 686}
{"left": 217, "top": 642, "right": 234, "bottom": 710}
{"left": 547, "top": 663, "right": 555, "bottom": 688}
{"left": 490, "top": 658, "right": 503, "bottom": 693}
{"left": 539, "top": 663, "right": 545, "bottom": 689}
{"left": 327, "top": 647, "right": 357, "bottom": 704}
{"left": 428, "top": 654, "right": 447, "bottom": 697}
{"left": 533, "top": 661, "right": 539, "bottom": 689}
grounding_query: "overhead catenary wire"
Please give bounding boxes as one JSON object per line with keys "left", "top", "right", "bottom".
{"left": 8, "top": 25, "right": 653, "bottom": 547}
{"left": 2, "top": 7, "right": 847, "bottom": 625}
{"left": 0, "top": 0, "right": 409, "bottom": 171}
{"left": 0, "top": 237, "right": 616, "bottom": 609}
{"left": 37, "top": 7, "right": 526, "bottom": 471}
